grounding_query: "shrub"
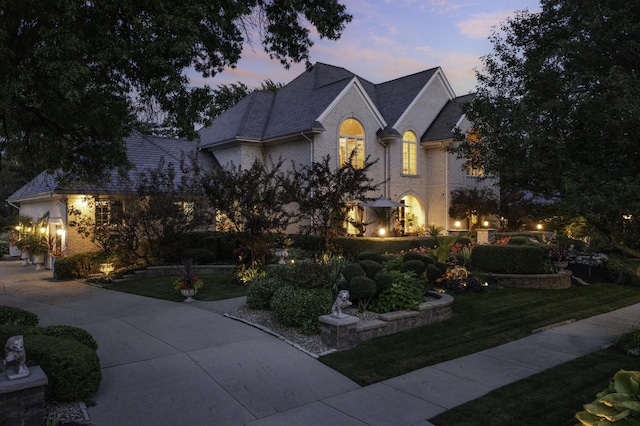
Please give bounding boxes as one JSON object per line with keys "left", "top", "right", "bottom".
{"left": 381, "top": 255, "right": 404, "bottom": 272}
{"left": 374, "top": 271, "right": 394, "bottom": 293}
{"left": 575, "top": 370, "right": 640, "bottom": 425}
{"left": 270, "top": 285, "right": 333, "bottom": 332}
{"left": 0, "top": 306, "right": 39, "bottom": 326}
{"left": 403, "top": 251, "right": 429, "bottom": 264}
{"left": 268, "top": 261, "right": 334, "bottom": 289}
{"left": 356, "top": 250, "right": 381, "bottom": 261}
{"left": 181, "top": 248, "right": 215, "bottom": 264}
{"left": 349, "top": 276, "right": 377, "bottom": 312}
{"left": 401, "top": 259, "right": 426, "bottom": 275}
{"left": 507, "top": 236, "right": 531, "bottom": 245}
{"left": 53, "top": 252, "right": 97, "bottom": 279}
{"left": 341, "top": 263, "right": 366, "bottom": 282}
{"left": 41, "top": 325, "right": 99, "bottom": 351}
{"left": 358, "top": 260, "right": 383, "bottom": 279}
{"left": 426, "top": 263, "right": 444, "bottom": 283}
{"left": 614, "top": 327, "right": 640, "bottom": 353}
{"left": 25, "top": 334, "right": 101, "bottom": 401}
{"left": 376, "top": 253, "right": 401, "bottom": 264}
{"left": 246, "top": 276, "right": 287, "bottom": 309}
{"left": 370, "top": 271, "right": 424, "bottom": 313}
{"left": 471, "top": 245, "right": 547, "bottom": 274}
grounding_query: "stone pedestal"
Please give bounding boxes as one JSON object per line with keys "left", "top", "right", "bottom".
{"left": 477, "top": 228, "right": 496, "bottom": 244}
{"left": 319, "top": 314, "right": 359, "bottom": 351}
{"left": 0, "top": 366, "right": 48, "bottom": 426}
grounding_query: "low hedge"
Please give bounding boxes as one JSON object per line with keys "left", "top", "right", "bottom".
{"left": 0, "top": 325, "right": 101, "bottom": 401}
{"left": 471, "top": 245, "right": 547, "bottom": 274}
{"left": 0, "top": 305, "right": 39, "bottom": 326}
{"left": 270, "top": 285, "right": 333, "bottom": 332}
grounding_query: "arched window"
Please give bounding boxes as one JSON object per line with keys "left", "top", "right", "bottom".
{"left": 339, "top": 118, "right": 364, "bottom": 168}
{"left": 402, "top": 130, "right": 417, "bottom": 175}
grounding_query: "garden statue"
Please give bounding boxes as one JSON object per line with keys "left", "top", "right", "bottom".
{"left": 3, "top": 335, "right": 30, "bottom": 380}
{"left": 331, "top": 290, "right": 352, "bottom": 318}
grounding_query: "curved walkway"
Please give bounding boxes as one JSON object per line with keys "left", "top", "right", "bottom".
{"left": 1, "top": 259, "right": 639, "bottom": 425}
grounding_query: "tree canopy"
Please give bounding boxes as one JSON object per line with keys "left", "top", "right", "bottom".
{"left": 454, "top": 0, "right": 640, "bottom": 249}
{"left": 0, "top": 0, "right": 351, "bottom": 181}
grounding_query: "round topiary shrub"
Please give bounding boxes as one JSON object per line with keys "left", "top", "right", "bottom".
{"left": 376, "top": 253, "right": 401, "bottom": 265}
{"left": 357, "top": 250, "right": 381, "bottom": 261}
{"left": 358, "top": 260, "right": 383, "bottom": 279}
{"left": 247, "top": 276, "right": 286, "bottom": 309}
{"left": 25, "top": 334, "right": 101, "bottom": 401}
{"left": 0, "top": 306, "right": 39, "bottom": 326}
{"left": 181, "top": 249, "right": 215, "bottom": 264}
{"left": 41, "top": 325, "right": 99, "bottom": 351}
{"left": 270, "top": 285, "right": 333, "bottom": 330}
{"left": 401, "top": 259, "right": 426, "bottom": 275}
{"left": 374, "top": 271, "right": 394, "bottom": 293}
{"left": 349, "top": 276, "right": 377, "bottom": 311}
{"left": 341, "top": 263, "right": 366, "bottom": 282}
{"left": 426, "top": 263, "right": 444, "bottom": 283}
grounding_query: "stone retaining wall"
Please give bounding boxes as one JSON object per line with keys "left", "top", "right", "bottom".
{"left": 489, "top": 270, "right": 572, "bottom": 289}
{"left": 319, "top": 291, "right": 454, "bottom": 351}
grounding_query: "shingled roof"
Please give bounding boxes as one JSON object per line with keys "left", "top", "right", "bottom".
{"left": 199, "top": 62, "right": 442, "bottom": 148}
{"left": 8, "top": 132, "right": 216, "bottom": 202}
{"left": 421, "top": 93, "right": 475, "bottom": 142}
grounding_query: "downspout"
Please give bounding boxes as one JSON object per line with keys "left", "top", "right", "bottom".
{"left": 443, "top": 141, "right": 450, "bottom": 232}
{"left": 377, "top": 138, "right": 389, "bottom": 198}
{"left": 300, "top": 132, "right": 314, "bottom": 164}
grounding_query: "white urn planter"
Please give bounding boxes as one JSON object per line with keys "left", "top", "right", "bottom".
{"left": 180, "top": 288, "right": 197, "bottom": 303}
{"left": 33, "top": 254, "right": 45, "bottom": 270}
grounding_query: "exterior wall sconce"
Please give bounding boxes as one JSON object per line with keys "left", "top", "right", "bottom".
{"left": 483, "top": 220, "right": 489, "bottom": 227}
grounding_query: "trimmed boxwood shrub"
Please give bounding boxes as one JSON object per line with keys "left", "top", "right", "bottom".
{"left": 53, "top": 252, "right": 96, "bottom": 279}
{"left": 0, "top": 306, "right": 39, "bottom": 326}
{"left": 403, "top": 251, "right": 434, "bottom": 267}
{"left": 471, "top": 244, "right": 547, "bottom": 274}
{"left": 181, "top": 248, "right": 215, "bottom": 264}
{"left": 26, "top": 334, "right": 101, "bottom": 401}
{"left": 507, "top": 236, "right": 531, "bottom": 245}
{"left": 426, "top": 263, "right": 444, "bottom": 283}
{"left": 41, "top": 325, "right": 99, "bottom": 351}
{"left": 349, "top": 276, "right": 377, "bottom": 311}
{"left": 401, "top": 259, "right": 426, "bottom": 275}
{"left": 358, "top": 260, "right": 383, "bottom": 279}
{"left": 374, "top": 271, "right": 394, "bottom": 293}
{"left": 376, "top": 253, "right": 401, "bottom": 264}
{"left": 370, "top": 271, "right": 425, "bottom": 313}
{"left": 270, "top": 285, "right": 333, "bottom": 331}
{"left": 356, "top": 250, "right": 381, "bottom": 261}
{"left": 341, "top": 263, "right": 366, "bottom": 282}
{"left": 247, "top": 276, "right": 287, "bottom": 309}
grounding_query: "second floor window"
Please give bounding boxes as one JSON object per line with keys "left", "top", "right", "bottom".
{"left": 402, "top": 130, "right": 417, "bottom": 175}
{"left": 339, "top": 118, "right": 364, "bottom": 168}
{"left": 465, "top": 129, "right": 484, "bottom": 177}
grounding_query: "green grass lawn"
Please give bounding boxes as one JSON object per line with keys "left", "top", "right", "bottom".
{"left": 430, "top": 348, "right": 640, "bottom": 426}
{"left": 104, "top": 273, "right": 247, "bottom": 302}
{"left": 320, "top": 283, "right": 640, "bottom": 386}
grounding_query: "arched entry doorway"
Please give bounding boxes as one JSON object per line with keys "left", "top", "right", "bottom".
{"left": 400, "top": 195, "right": 425, "bottom": 235}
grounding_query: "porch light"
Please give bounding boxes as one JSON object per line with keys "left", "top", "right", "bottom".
{"left": 56, "top": 228, "right": 65, "bottom": 236}
{"left": 378, "top": 228, "right": 386, "bottom": 237}
{"left": 40, "top": 227, "right": 46, "bottom": 234}
{"left": 483, "top": 220, "right": 489, "bottom": 227}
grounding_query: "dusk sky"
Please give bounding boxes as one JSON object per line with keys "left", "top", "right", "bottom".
{"left": 193, "top": 0, "right": 541, "bottom": 97}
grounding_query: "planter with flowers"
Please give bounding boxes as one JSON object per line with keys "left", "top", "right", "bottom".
{"left": 174, "top": 258, "right": 203, "bottom": 302}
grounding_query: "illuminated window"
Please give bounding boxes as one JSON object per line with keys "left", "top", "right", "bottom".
{"left": 465, "top": 130, "right": 484, "bottom": 177}
{"left": 95, "top": 200, "right": 122, "bottom": 226}
{"left": 402, "top": 131, "right": 417, "bottom": 175}
{"left": 339, "top": 118, "right": 364, "bottom": 168}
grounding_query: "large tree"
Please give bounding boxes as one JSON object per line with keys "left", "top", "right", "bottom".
{"left": 0, "top": 0, "right": 351, "bottom": 181}
{"left": 454, "top": 0, "right": 640, "bottom": 252}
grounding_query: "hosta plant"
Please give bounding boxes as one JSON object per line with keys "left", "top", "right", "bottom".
{"left": 575, "top": 369, "right": 640, "bottom": 425}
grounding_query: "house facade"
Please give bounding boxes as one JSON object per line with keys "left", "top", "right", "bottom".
{"left": 7, "top": 62, "right": 498, "bottom": 256}
{"left": 198, "top": 62, "right": 497, "bottom": 236}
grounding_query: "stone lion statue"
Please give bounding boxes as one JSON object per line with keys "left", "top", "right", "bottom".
{"left": 331, "top": 290, "right": 352, "bottom": 318}
{"left": 4, "top": 335, "right": 30, "bottom": 380}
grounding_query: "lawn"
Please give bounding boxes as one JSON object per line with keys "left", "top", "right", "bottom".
{"left": 430, "top": 348, "right": 640, "bottom": 426}
{"left": 104, "top": 273, "right": 247, "bottom": 302}
{"left": 320, "top": 283, "right": 640, "bottom": 385}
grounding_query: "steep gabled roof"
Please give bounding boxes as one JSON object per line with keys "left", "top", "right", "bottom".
{"left": 421, "top": 93, "right": 475, "bottom": 142}
{"left": 8, "top": 132, "right": 216, "bottom": 202}
{"left": 376, "top": 68, "right": 439, "bottom": 127}
{"left": 198, "top": 62, "right": 443, "bottom": 149}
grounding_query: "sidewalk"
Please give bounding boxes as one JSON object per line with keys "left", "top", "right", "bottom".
{"left": 1, "top": 259, "right": 639, "bottom": 425}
